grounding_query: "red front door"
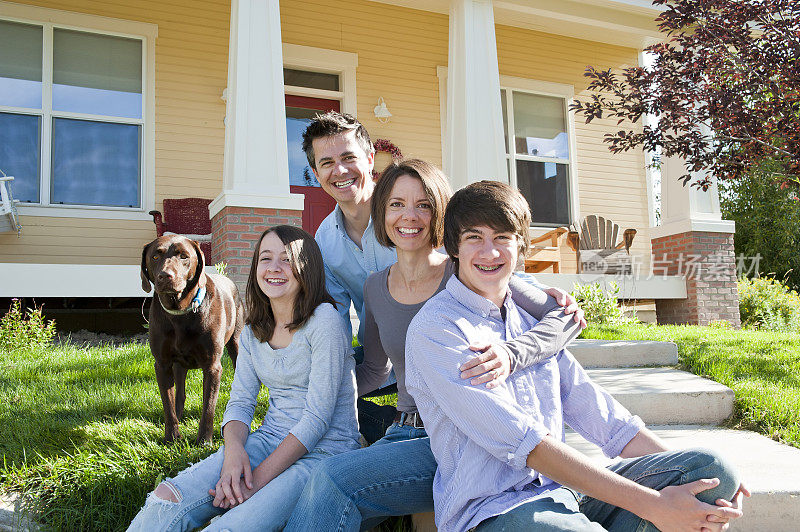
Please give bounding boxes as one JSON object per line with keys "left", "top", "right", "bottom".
{"left": 286, "top": 95, "right": 340, "bottom": 235}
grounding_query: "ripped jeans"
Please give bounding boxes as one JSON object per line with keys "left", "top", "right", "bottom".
{"left": 127, "top": 426, "right": 328, "bottom": 532}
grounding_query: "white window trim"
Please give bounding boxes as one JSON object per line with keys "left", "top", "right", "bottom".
{"left": 436, "top": 66, "right": 581, "bottom": 230}
{"left": 282, "top": 44, "right": 357, "bottom": 115}
{"left": 0, "top": 1, "right": 157, "bottom": 221}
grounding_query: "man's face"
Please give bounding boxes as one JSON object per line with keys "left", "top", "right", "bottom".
{"left": 311, "top": 130, "right": 375, "bottom": 206}
{"left": 455, "top": 225, "right": 518, "bottom": 308}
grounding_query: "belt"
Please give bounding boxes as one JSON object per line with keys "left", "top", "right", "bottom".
{"left": 394, "top": 411, "right": 424, "bottom": 428}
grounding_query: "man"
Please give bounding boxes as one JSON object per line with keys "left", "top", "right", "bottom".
{"left": 302, "top": 112, "right": 585, "bottom": 441}
{"left": 405, "top": 181, "right": 748, "bottom": 532}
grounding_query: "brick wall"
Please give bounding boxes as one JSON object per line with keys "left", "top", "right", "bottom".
{"left": 211, "top": 207, "right": 303, "bottom": 292}
{"left": 650, "top": 231, "right": 740, "bottom": 327}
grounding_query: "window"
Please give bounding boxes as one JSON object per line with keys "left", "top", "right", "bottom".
{"left": 502, "top": 88, "right": 572, "bottom": 227}
{"left": 0, "top": 7, "right": 155, "bottom": 217}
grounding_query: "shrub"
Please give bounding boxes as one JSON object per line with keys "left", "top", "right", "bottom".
{"left": 738, "top": 276, "right": 800, "bottom": 332}
{"left": 0, "top": 299, "right": 56, "bottom": 351}
{"left": 571, "top": 281, "right": 630, "bottom": 325}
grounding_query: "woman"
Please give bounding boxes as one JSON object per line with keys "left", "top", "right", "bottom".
{"left": 128, "top": 225, "right": 360, "bottom": 531}
{"left": 285, "top": 160, "right": 582, "bottom": 531}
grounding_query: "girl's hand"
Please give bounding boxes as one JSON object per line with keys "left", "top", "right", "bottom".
{"left": 541, "top": 286, "right": 587, "bottom": 328}
{"left": 209, "top": 443, "right": 253, "bottom": 508}
{"left": 461, "top": 344, "right": 511, "bottom": 388}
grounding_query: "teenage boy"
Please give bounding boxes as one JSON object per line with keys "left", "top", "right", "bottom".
{"left": 405, "top": 181, "right": 748, "bottom": 532}
{"left": 302, "top": 112, "right": 585, "bottom": 442}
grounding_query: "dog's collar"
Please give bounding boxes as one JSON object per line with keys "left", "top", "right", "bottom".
{"left": 159, "top": 285, "right": 207, "bottom": 316}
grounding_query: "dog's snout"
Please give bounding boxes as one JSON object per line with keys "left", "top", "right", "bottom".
{"left": 157, "top": 270, "right": 175, "bottom": 282}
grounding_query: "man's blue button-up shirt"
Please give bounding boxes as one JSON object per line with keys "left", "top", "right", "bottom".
{"left": 315, "top": 205, "right": 397, "bottom": 344}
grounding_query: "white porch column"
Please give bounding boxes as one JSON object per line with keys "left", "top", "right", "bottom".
{"left": 444, "top": 0, "right": 507, "bottom": 190}
{"left": 210, "top": 0, "right": 304, "bottom": 290}
{"left": 209, "top": 0, "right": 304, "bottom": 219}
{"left": 650, "top": 155, "right": 739, "bottom": 327}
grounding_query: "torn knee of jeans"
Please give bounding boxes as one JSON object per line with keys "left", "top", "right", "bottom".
{"left": 154, "top": 481, "right": 182, "bottom": 503}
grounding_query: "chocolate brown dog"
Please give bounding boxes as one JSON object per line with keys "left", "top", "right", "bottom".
{"left": 141, "top": 234, "right": 243, "bottom": 445}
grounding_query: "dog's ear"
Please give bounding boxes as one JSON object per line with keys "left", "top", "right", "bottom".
{"left": 141, "top": 242, "right": 153, "bottom": 292}
{"left": 187, "top": 239, "right": 206, "bottom": 291}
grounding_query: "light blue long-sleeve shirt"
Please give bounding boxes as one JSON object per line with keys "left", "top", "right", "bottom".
{"left": 221, "top": 302, "right": 361, "bottom": 455}
{"left": 314, "top": 206, "right": 397, "bottom": 344}
{"left": 406, "top": 275, "right": 644, "bottom": 532}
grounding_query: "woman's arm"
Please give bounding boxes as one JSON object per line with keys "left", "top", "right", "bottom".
{"left": 461, "top": 276, "right": 582, "bottom": 387}
{"left": 355, "top": 278, "right": 392, "bottom": 396}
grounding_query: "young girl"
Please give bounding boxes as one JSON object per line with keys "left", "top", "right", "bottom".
{"left": 128, "top": 225, "right": 360, "bottom": 532}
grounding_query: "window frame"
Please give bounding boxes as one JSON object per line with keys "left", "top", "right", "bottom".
{"left": 282, "top": 43, "right": 357, "bottom": 115}
{"left": 436, "top": 67, "right": 581, "bottom": 229}
{"left": 0, "top": 1, "right": 157, "bottom": 220}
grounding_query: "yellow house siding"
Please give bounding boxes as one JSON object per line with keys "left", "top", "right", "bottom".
{"left": 0, "top": 0, "right": 228, "bottom": 264}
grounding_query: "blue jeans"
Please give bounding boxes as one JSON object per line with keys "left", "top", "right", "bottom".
{"left": 475, "top": 447, "right": 740, "bottom": 531}
{"left": 284, "top": 422, "right": 435, "bottom": 532}
{"left": 127, "top": 426, "right": 328, "bottom": 532}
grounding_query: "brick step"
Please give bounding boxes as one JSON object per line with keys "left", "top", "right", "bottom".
{"left": 412, "top": 427, "right": 800, "bottom": 532}
{"left": 586, "top": 367, "right": 734, "bottom": 425}
{"left": 569, "top": 339, "right": 678, "bottom": 368}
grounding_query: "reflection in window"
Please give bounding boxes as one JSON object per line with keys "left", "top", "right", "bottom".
{"left": 516, "top": 160, "right": 570, "bottom": 226}
{"left": 286, "top": 107, "right": 321, "bottom": 187}
{"left": 0, "top": 20, "right": 43, "bottom": 110}
{"left": 283, "top": 69, "right": 339, "bottom": 92}
{"left": 0, "top": 113, "right": 40, "bottom": 203}
{"left": 53, "top": 29, "right": 142, "bottom": 118}
{"left": 51, "top": 118, "right": 140, "bottom": 207}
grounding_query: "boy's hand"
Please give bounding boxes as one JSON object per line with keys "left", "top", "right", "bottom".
{"left": 647, "top": 478, "right": 743, "bottom": 532}
{"left": 542, "top": 286, "right": 587, "bottom": 328}
{"left": 460, "top": 344, "right": 511, "bottom": 388}
{"left": 706, "top": 483, "right": 750, "bottom": 530}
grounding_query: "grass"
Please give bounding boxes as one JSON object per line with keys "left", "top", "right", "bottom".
{"left": 5, "top": 322, "right": 799, "bottom": 531}
{"left": 581, "top": 322, "right": 800, "bottom": 448}
{"left": 0, "top": 339, "right": 409, "bottom": 531}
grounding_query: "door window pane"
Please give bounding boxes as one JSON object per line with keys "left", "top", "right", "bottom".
{"left": 516, "top": 160, "right": 570, "bottom": 225}
{"left": 53, "top": 29, "right": 142, "bottom": 118}
{"left": 51, "top": 118, "right": 140, "bottom": 207}
{"left": 0, "top": 112, "right": 40, "bottom": 203}
{"left": 283, "top": 69, "right": 339, "bottom": 91}
{"left": 0, "top": 21, "right": 43, "bottom": 109}
{"left": 286, "top": 106, "right": 321, "bottom": 187}
{"left": 513, "top": 92, "right": 568, "bottom": 159}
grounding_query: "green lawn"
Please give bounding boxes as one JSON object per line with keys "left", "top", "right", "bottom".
{"left": 3, "top": 322, "right": 799, "bottom": 531}
{"left": 581, "top": 322, "right": 800, "bottom": 448}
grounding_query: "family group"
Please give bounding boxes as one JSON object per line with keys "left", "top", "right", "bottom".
{"left": 128, "top": 112, "right": 746, "bottom": 532}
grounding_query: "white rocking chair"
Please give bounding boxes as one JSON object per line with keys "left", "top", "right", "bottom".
{"left": 0, "top": 175, "right": 22, "bottom": 236}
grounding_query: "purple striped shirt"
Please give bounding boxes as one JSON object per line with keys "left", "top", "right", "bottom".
{"left": 406, "top": 275, "right": 644, "bottom": 532}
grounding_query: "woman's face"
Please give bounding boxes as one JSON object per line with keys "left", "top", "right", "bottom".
{"left": 255, "top": 231, "right": 301, "bottom": 304}
{"left": 384, "top": 174, "right": 434, "bottom": 252}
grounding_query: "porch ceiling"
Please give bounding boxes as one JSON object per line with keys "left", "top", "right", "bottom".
{"left": 368, "top": 0, "right": 664, "bottom": 49}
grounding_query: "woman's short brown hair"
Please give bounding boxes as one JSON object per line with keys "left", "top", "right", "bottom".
{"left": 372, "top": 159, "right": 452, "bottom": 249}
{"left": 245, "top": 225, "right": 335, "bottom": 343}
{"left": 443, "top": 181, "right": 531, "bottom": 270}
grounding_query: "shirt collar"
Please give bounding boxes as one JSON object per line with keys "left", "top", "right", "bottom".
{"left": 445, "top": 274, "right": 512, "bottom": 319}
{"left": 332, "top": 204, "right": 374, "bottom": 235}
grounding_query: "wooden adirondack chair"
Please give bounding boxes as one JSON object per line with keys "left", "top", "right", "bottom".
{"left": 149, "top": 198, "right": 213, "bottom": 259}
{"left": 524, "top": 227, "right": 567, "bottom": 274}
{"left": 566, "top": 215, "right": 636, "bottom": 274}
{"left": 0, "top": 175, "right": 21, "bottom": 236}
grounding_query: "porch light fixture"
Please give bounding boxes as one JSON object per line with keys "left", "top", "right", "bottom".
{"left": 373, "top": 97, "right": 392, "bottom": 123}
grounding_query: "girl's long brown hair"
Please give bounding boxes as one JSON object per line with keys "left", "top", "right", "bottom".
{"left": 245, "top": 225, "right": 336, "bottom": 343}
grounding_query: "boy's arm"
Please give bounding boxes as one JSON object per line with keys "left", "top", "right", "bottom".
{"left": 461, "top": 276, "right": 582, "bottom": 387}
{"left": 526, "top": 436, "right": 743, "bottom": 531}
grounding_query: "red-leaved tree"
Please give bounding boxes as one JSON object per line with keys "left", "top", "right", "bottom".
{"left": 570, "top": 0, "right": 800, "bottom": 189}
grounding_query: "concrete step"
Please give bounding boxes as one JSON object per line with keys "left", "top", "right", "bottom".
{"left": 586, "top": 367, "right": 734, "bottom": 425}
{"left": 566, "top": 425, "right": 800, "bottom": 531}
{"left": 569, "top": 339, "right": 678, "bottom": 368}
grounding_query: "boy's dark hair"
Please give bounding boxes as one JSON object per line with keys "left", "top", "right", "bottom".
{"left": 372, "top": 159, "right": 452, "bottom": 249}
{"left": 301, "top": 111, "right": 374, "bottom": 170}
{"left": 443, "top": 181, "right": 531, "bottom": 270}
{"left": 245, "top": 225, "right": 336, "bottom": 343}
